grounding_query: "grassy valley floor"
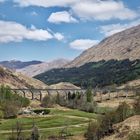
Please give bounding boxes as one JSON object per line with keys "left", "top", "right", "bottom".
{"left": 0, "top": 108, "right": 98, "bottom": 140}
{"left": 0, "top": 97, "right": 136, "bottom": 139}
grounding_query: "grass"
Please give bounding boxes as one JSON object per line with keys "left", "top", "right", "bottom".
{"left": 0, "top": 108, "right": 98, "bottom": 139}
{"left": 95, "top": 106, "right": 115, "bottom": 114}
{"left": 50, "top": 108, "right": 98, "bottom": 119}
{"left": 0, "top": 125, "right": 87, "bottom": 140}
{"left": 0, "top": 116, "right": 87, "bottom": 130}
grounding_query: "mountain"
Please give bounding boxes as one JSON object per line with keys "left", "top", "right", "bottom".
{"left": 35, "top": 59, "right": 140, "bottom": 88}
{"left": 17, "top": 59, "right": 70, "bottom": 77}
{"left": 0, "top": 60, "right": 42, "bottom": 70}
{"left": 0, "top": 66, "right": 48, "bottom": 89}
{"left": 35, "top": 25, "right": 140, "bottom": 88}
{"left": 66, "top": 24, "right": 140, "bottom": 68}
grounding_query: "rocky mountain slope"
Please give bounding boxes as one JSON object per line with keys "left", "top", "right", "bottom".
{"left": 17, "top": 59, "right": 69, "bottom": 77}
{"left": 0, "top": 60, "right": 42, "bottom": 70}
{"left": 0, "top": 66, "right": 48, "bottom": 88}
{"left": 66, "top": 24, "right": 140, "bottom": 68}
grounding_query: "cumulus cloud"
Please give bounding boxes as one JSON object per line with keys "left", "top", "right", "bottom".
{"left": 13, "top": 0, "right": 78, "bottom": 7}
{"left": 48, "top": 11, "right": 78, "bottom": 24}
{"left": 54, "top": 32, "right": 64, "bottom": 40}
{"left": 14, "top": 0, "right": 138, "bottom": 21}
{"left": 72, "top": 1, "right": 137, "bottom": 20}
{"left": 0, "top": 20, "right": 64, "bottom": 43}
{"left": 100, "top": 19, "right": 140, "bottom": 36}
{"left": 70, "top": 39, "right": 99, "bottom": 50}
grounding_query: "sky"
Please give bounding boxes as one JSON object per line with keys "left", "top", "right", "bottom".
{"left": 0, "top": 0, "right": 140, "bottom": 61}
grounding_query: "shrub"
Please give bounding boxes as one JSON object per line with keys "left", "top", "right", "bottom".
{"left": 128, "top": 130, "right": 140, "bottom": 140}
{"left": 8, "top": 121, "right": 40, "bottom": 140}
{"left": 81, "top": 101, "right": 97, "bottom": 113}
{"left": 85, "top": 121, "right": 101, "bottom": 140}
{"left": 41, "top": 95, "right": 55, "bottom": 107}
{"left": 85, "top": 111, "right": 115, "bottom": 140}
{"left": 2, "top": 102, "right": 19, "bottom": 119}
{"left": 0, "top": 110, "right": 4, "bottom": 119}
{"left": 133, "top": 96, "right": 140, "bottom": 115}
{"left": 86, "top": 87, "right": 93, "bottom": 103}
{"left": 115, "top": 102, "right": 131, "bottom": 122}
{"left": 33, "top": 109, "right": 50, "bottom": 115}
{"left": 0, "top": 85, "right": 30, "bottom": 119}
{"left": 85, "top": 102, "right": 134, "bottom": 140}
{"left": 56, "top": 93, "right": 61, "bottom": 104}
{"left": 99, "top": 111, "right": 115, "bottom": 136}
{"left": 31, "top": 124, "right": 39, "bottom": 140}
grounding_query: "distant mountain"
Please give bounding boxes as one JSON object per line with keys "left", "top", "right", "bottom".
{"left": 17, "top": 59, "right": 70, "bottom": 77}
{"left": 66, "top": 24, "right": 140, "bottom": 68}
{"left": 0, "top": 60, "right": 42, "bottom": 70}
{"left": 0, "top": 66, "right": 48, "bottom": 89}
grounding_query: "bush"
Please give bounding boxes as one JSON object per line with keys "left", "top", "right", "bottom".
{"left": 128, "top": 130, "right": 140, "bottom": 140}
{"left": 115, "top": 102, "right": 131, "bottom": 122}
{"left": 85, "top": 102, "right": 135, "bottom": 140}
{"left": 2, "top": 102, "right": 19, "bottom": 119}
{"left": 133, "top": 96, "right": 140, "bottom": 115}
{"left": 33, "top": 109, "right": 50, "bottom": 115}
{"left": 13, "top": 94, "right": 30, "bottom": 107}
{"left": 86, "top": 87, "right": 93, "bottom": 103}
{"left": 0, "top": 110, "right": 4, "bottom": 119}
{"left": 0, "top": 85, "right": 30, "bottom": 119}
{"left": 41, "top": 95, "right": 55, "bottom": 108}
{"left": 85, "top": 121, "right": 101, "bottom": 140}
{"left": 85, "top": 111, "right": 116, "bottom": 140}
{"left": 81, "top": 102, "right": 97, "bottom": 113}
{"left": 31, "top": 124, "right": 39, "bottom": 140}
{"left": 99, "top": 111, "right": 115, "bottom": 136}
{"left": 8, "top": 121, "right": 40, "bottom": 140}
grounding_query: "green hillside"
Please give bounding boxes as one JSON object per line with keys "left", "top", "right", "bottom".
{"left": 35, "top": 59, "right": 140, "bottom": 88}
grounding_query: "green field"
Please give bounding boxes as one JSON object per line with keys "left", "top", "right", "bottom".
{"left": 0, "top": 108, "right": 98, "bottom": 139}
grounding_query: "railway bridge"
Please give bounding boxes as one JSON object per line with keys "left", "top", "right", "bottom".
{"left": 11, "top": 88, "right": 86, "bottom": 101}
{"left": 11, "top": 88, "right": 138, "bottom": 102}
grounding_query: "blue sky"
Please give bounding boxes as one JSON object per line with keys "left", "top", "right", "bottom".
{"left": 0, "top": 0, "right": 140, "bottom": 61}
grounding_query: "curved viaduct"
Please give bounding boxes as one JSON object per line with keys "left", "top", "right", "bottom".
{"left": 11, "top": 88, "right": 138, "bottom": 102}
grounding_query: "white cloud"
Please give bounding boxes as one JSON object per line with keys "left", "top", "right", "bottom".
{"left": 70, "top": 39, "right": 99, "bottom": 50}
{"left": 14, "top": 0, "right": 138, "bottom": 21}
{"left": 100, "top": 19, "right": 140, "bottom": 36}
{"left": 0, "top": 20, "right": 64, "bottom": 43}
{"left": 13, "top": 0, "right": 78, "bottom": 7}
{"left": 48, "top": 11, "right": 78, "bottom": 24}
{"left": 72, "top": 1, "right": 137, "bottom": 21}
{"left": 54, "top": 32, "right": 64, "bottom": 41}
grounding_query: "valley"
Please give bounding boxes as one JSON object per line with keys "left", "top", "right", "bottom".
{"left": 0, "top": 9, "right": 140, "bottom": 140}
